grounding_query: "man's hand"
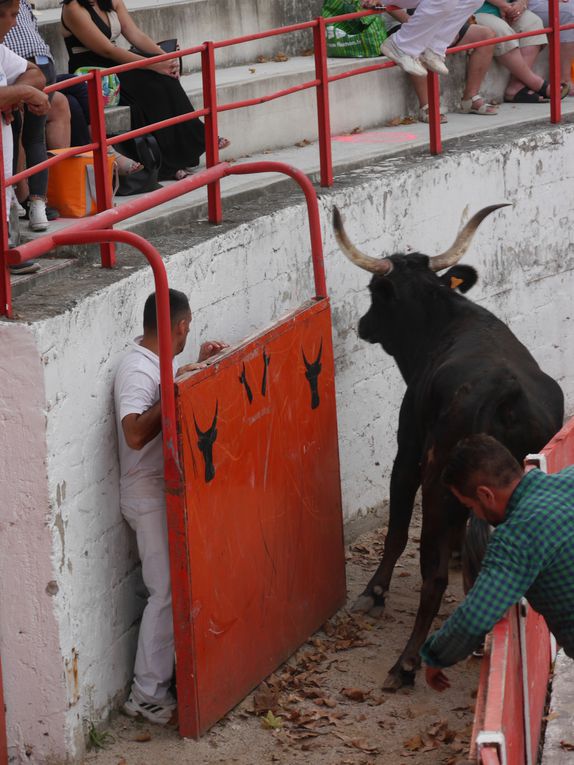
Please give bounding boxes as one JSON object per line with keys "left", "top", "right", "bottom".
{"left": 176, "top": 362, "right": 206, "bottom": 377}
{"left": 197, "top": 340, "right": 229, "bottom": 363}
{"left": 425, "top": 666, "right": 451, "bottom": 692}
{"left": 21, "top": 86, "right": 50, "bottom": 115}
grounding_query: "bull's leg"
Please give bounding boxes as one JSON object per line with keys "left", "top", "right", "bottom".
{"left": 354, "top": 443, "right": 420, "bottom": 615}
{"left": 382, "top": 480, "right": 468, "bottom": 690}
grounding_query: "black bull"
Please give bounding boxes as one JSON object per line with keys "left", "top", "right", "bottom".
{"left": 333, "top": 204, "right": 564, "bottom": 690}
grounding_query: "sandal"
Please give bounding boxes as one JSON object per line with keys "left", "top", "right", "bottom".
{"left": 218, "top": 136, "right": 231, "bottom": 150}
{"left": 535, "top": 79, "right": 570, "bottom": 101}
{"left": 418, "top": 104, "right": 448, "bottom": 124}
{"left": 174, "top": 168, "right": 195, "bottom": 180}
{"left": 112, "top": 151, "right": 143, "bottom": 176}
{"left": 504, "top": 86, "right": 543, "bottom": 104}
{"left": 460, "top": 94, "right": 498, "bottom": 115}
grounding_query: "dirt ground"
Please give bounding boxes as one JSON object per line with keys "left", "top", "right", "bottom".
{"left": 84, "top": 511, "right": 480, "bottom": 765}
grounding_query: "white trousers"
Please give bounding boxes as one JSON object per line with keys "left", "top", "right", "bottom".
{"left": 122, "top": 503, "right": 175, "bottom": 706}
{"left": 392, "top": 0, "right": 484, "bottom": 56}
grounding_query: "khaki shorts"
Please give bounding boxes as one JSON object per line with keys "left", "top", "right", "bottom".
{"left": 474, "top": 9, "right": 547, "bottom": 55}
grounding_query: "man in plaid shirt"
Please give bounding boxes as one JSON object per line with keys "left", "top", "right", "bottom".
{"left": 421, "top": 434, "right": 574, "bottom": 692}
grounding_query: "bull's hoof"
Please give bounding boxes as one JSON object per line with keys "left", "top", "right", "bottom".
{"left": 352, "top": 591, "right": 386, "bottom": 616}
{"left": 382, "top": 666, "right": 416, "bottom": 691}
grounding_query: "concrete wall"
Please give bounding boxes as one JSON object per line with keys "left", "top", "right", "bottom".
{"left": 2, "top": 123, "right": 573, "bottom": 762}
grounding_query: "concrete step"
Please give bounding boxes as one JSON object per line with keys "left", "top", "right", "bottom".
{"left": 98, "top": 52, "right": 517, "bottom": 157}
{"left": 36, "top": 0, "right": 323, "bottom": 74}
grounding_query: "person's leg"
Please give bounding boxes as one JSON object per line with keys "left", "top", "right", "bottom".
{"left": 46, "top": 92, "right": 71, "bottom": 150}
{"left": 497, "top": 47, "right": 546, "bottom": 98}
{"left": 123, "top": 506, "right": 175, "bottom": 711}
{"left": 459, "top": 25, "right": 497, "bottom": 113}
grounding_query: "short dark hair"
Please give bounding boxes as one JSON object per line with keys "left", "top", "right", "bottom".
{"left": 442, "top": 434, "right": 522, "bottom": 497}
{"left": 143, "top": 289, "right": 190, "bottom": 332}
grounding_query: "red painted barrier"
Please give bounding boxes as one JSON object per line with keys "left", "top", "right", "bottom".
{"left": 471, "top": 417, "right": 574, "bottom": 764}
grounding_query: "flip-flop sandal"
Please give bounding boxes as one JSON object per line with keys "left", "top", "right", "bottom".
{"left": 112, "top": 151, "right": 144, "bottom": 176}
{"left": 460, "top": 94, "right": 498, "bottom": 115}
{"left": 418, "top": 104, "right": 448, "bottom": 124}
{"left": 218, "top": 136, "right": 231, "bottom": 150}
{"left": 504, "top": 86, "right": 543, "bottom": 104}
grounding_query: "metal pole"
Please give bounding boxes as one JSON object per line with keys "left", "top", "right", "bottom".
{"left": 427, "top": 72, "right": 442, "bottom": 155}
{"left": 87, "top": 71, "right": 116, "bottom": 267}
{"left": 548, "top": 0, "right": 562, "bottom": 123}
{"left": 313, "top": 17, "right": 334, "bottom": 187}
{"left": 0, "top": 120, "right": 11, "bottom": 317}
{"left": 201, "top": 42, "right": 222, "bottom": 224}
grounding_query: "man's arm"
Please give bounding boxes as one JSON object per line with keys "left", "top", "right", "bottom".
{"left": 0, "top": 62, "right": 48, "bottom": 114}
{"left": 421, "top": 530, "right": 542, "bottom": 670}
{"left": 121, "top": 402, "right": 161, "bottom": 450}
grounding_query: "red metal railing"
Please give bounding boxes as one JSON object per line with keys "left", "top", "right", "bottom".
{"left": 0, "top": 1, "right": 572, "bottom": 317}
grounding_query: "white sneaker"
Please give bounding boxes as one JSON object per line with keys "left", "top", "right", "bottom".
{"left": 420, "top": 48, "right": 449, "bottom": 75}
{"left": 28, "top": 199, "right": 49, "bottom": 232}
{"left": 381, "top": 37, "right": 427, "bottom": 78}
{"left": 123, "top": 693, "right": 176, "bottom": 726}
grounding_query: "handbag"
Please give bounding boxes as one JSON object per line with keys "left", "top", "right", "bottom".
{"left": 129, "top": 38, "right": 183, "bottom": 76}
{"left": 74, "top": 66, "right": 121, "bottom": 107}
{"left": 115, "top": 134, "right": 162, "bottom": 196}
{"left": 47, "top": 148, "right": 116, "bottom": 218}
{"left": 322, "top": 0, "right": 387, "bottom": 57}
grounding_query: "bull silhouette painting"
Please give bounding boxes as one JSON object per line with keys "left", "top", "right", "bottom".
{"left": 302, "top": 340, "right": 323, "bottom": 410}
{"left": 239, "top": 363, "right": 253, "bottom": 404}
{"left": 333, "top": 204, "right": 563, "bottom": 690}
{"left": 194, "top": 402, "right": 219, "bottom": 483}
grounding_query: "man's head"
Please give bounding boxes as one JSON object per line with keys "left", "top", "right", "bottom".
{"left": 143, "top": 289, "right": 191, "bottom": 356}
{"left": 0, "top": 0, "right": 20, "bottom": 42}
{"left": 442, "top": 434, "right": 523, "bottom": 525}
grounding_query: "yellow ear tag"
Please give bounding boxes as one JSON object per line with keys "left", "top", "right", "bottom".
{"left": 450, "top": 276, "right": 464, "bottom": 290}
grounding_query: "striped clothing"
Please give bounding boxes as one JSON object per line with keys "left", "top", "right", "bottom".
{"left": 421, "top": 467, "right": 574, "bottom": 668}
{"left": 4, "top": 0, "right": 52, "bottom": 62}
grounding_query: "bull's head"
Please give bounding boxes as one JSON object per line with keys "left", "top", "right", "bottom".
{"left": 303, "top": 340, "right": 323, "bottom": 410}
{"left": 333, "top": 205, "right": 509, "bottom": 376}
{"left": 194, "top": 402, "right": 218, "bottom": 482}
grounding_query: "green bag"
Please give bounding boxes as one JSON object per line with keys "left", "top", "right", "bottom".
{"left": 322, "top": 0, "right": 387, "bottom": 58}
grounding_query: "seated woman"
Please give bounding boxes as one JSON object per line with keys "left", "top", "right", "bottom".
{"left": 475, "top": 0, "right": 569, "bottom": 101}
{"left": 527, "top": 0, "right": 574, "bottom": 95}
{"left": 61, "top": 0, "right": 227, "bottom": 180}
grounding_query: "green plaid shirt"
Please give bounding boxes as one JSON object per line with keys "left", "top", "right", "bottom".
{"left": 421, "top": 467, "right": 574, "bottom": 668}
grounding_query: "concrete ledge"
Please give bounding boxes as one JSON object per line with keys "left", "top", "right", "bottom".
{"left": 541, "top": 649, "right": 574, "bottom": 763}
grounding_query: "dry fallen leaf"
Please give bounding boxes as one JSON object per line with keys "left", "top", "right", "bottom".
{"left": 256, "top": 55, "right": 268, "bottom": 63}
{"left": 261, "top": 710, "right": 283, "bottom": 730}
{"left": 341, "top": 687, "right": 370, "bottom": 702}
{"left": 252, "top": 683, "right": 280, "bottom": 714}
{"left": 248, "top": 67, "right": 256, "bottom": 74}
{"left": 543, "top": 710, "right": 560, "bottom": 722}
{"left": 561, "top": 740, "right": 574, "bottom": 751}
{"left": 133, "top": 731, "right": 151, "bottom": 742}
{"left": 404, "top": 734, "right": 424, "bottom": 751}
{"left": 273, "top": 52, "right": 289, "bottom": 62}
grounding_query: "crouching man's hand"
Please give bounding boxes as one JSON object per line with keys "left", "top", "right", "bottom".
{"left": 198, "top": 340, "right": 229, "bottom": 362}
{"left": 425, "top": 666, "right": 451, "bottom": 692}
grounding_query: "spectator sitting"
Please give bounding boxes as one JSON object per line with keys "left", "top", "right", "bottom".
{"left": 475, "top": 0, "right": 570, "bottom": 101}
{"left": 61, "top": 0, "right": 229, "bottom": 181}
{"left": 384, "top": 10, "right": 498, "bottom": 119}
{"left": 522, "top": 0, "right": 574, "bottom": 96}
{"left": 0, "top": 0, "right": 49, "bottom": 275}
{"left": 4, "top": 0, "right": 54, "bottom": 232}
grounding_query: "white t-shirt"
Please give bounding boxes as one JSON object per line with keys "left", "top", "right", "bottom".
{"left": 0, "top": 45, "right": 27, "bottom": 219}
{"left": 114, "top": 338, "right": 179, "bottom": 512}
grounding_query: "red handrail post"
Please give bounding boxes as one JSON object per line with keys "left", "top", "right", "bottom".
{"left": 0, "top": 126, "right": 11, "bottom": 318}
{"left": 87, "top": 71, "right": 115, "bottom": 267}
{"left": 548, "top": 0, "right": 562, "bottom": 123}
{"left": 313, "top": 17, "right": 334, "bottom": 187}
{"left": 201, "top": 41, "right": 222, "bottom": 224}
{"left": 427, "top": 72, "right": 442, "bottom": 154}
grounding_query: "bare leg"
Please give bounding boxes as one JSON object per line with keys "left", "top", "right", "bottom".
{"left": 561, "top": 41, "right": 574, "bottom": 91}
{"left": 46, "top": 92, "right": 71, "bottom": 150}
{"left": 460, "top": 26, "right": 497, "bottom": 112}
{"left": 497, "top": 46, "right": 545, "bottom": 98}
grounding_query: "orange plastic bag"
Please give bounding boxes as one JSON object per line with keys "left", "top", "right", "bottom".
{"left": 47, "top": 149, "right": 116, "bottom": 218}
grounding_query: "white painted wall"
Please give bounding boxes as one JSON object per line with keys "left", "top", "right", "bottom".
{"left": 2, "top": 123, "right": 573, "bottom": 762}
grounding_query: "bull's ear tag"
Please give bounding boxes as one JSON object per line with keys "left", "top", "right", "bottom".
{"left": 450, "top": 276, "right": 464, "bottom": 290}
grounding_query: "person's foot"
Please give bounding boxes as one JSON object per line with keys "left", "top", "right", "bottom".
{"left": 123, "top": 693, "right": 177, "bottom": 726}
{"left": 418, "top": 104, "right": 448, "bottom": 123}
{"left": 112, "top": 151, "right": 144, "bottom": 176}
{"left": 218, "top": 136, "right": 231, "bottom": 150}
{"left": 461, "top": 94, "right": 498, "bottom": 115}
{"left": 28, "top": 199, "right": 49, "bottom": 232}
{"left": 10, "top": 261, "right": 40, "bottom": 275}
{"left": 420, "top": 48, "right": 449, "bottom": 76}
{"left": 380, "top": 38, "right": 427, "bottom": 78}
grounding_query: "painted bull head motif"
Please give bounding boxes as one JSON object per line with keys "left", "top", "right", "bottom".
{"left": 194, "top": 402, "right": 218, "bottom": 483}
{"left": 303, "top": 340, "right": 323, "bottom": 410}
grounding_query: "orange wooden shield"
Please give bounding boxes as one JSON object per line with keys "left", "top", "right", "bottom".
{"left": 171, "top": 298, "right": 346, "bottom": 737}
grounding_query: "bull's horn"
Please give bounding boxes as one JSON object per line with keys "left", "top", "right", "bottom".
{"left": 333, "top": 207, "right": 393, "bottom": 275}
{"left": 429, "top": 203, "right": 511, "bottom": 272}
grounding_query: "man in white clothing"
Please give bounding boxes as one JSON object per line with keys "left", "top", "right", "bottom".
{"left": 114, "top": 289, "right": 227, "bottom": 725}
{"left": 0, "top": 0, "right": 49, "bottom": 270}
{"left": 362, "top": 0, "right": 482, "bottom": 76}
